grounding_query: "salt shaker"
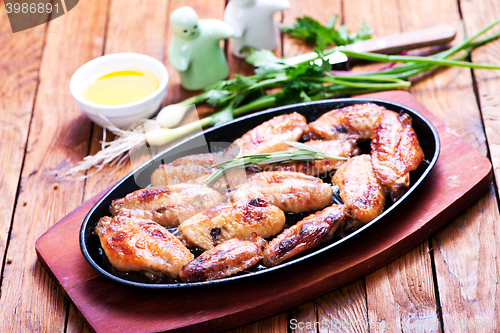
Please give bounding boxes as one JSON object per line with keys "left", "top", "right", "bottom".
{"left": 224, "top": 0, "right": 291, "bottom": 58}
{"left": 169, "top": 6, "right": 234, "bottom": 90}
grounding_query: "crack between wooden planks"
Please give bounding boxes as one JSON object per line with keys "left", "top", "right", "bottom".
{"left": 286, "top": 309, "right": 292, "bottom": 333}
{"left": 63, "top": 300, "right": 71, "bottom": 333}
{"left": 101, "top": 0, "right": 113, "bottom": 57}
{"left": 468, "top": 63, "right": 500, "bottom": 208}
{"left": 428, "top": 237, "right": 445, "bottom": 333}
{"left": 0, "top": 20, "right": 51, "bottom": 301}
{"left": 315, "top": 301, "right": 319, "bottom": 333}
{"left": 363, "top": 276, "right": 370, "bottom": 333}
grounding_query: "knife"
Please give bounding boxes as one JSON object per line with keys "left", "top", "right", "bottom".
{"left": 283, "top": 24, "right": 457, "bottom": 66}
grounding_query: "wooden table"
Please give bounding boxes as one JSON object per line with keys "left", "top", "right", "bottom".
{"left": 1, "top": 0, "right": 500, "bottom": 332}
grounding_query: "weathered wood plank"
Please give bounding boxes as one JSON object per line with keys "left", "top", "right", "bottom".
{"left": 225, "top": 314, "right": 288, "bottom": 333}
{"left": 399, "top": 0, "right": 500, "bottom": 332}
{"left": 432, "top": 188, "right": 499, "bottom": 333}
{"left": 0, "top": 0, "right": 109, "bottom": 331}
{"left": 434, "top": 0, "right": 500, "bottom": 331}
{"left": 462, "top": 0, "right": 500, "bottom": 191}
{"left": 65, "top": 1, "right": 169, "bottom": 332}
{"left": 401, "top": 0, "right": 487, "bottom": 156}
{"left": 365, "top": 241, "right": 440, "bottom": 332}
{"left": 0, "top": 3, "right": 46, "bottom": 277}
{"left": 289, "top": 301, "right": 317, "bottom": 333}
{"left": 316, "top": 279, "right": 368, "bottom": 333}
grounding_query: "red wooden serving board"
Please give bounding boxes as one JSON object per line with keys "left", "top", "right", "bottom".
{"left": 36, "top": 91, "right": 492, "bottom": 333}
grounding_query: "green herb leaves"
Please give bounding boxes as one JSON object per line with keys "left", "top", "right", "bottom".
{"left": 204, "top": 141, "right": 347, "bottom": 185}
{"left": 281, "top": 15, "right": 374, "bottom": 50}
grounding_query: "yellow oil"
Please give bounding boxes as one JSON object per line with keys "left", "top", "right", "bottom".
{"left": 85, "top": 70, "right": 159, "bottom": 105}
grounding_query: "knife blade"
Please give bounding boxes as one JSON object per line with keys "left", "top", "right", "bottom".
{"left": 283, "top": 24, "right": 457, "bottom": 66}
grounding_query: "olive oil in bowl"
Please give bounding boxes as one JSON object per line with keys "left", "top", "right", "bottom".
{"left": 85, "top": 70, "right": 159, "bottom": 105}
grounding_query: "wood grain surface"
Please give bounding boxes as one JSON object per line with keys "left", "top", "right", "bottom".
{"left": 0, "top": 0, "right": 109, "bottom": 331}
{"left": 1, "top": 0, "right": 500, "bottom": 332}
{"left": 0, "top": 2, "right": 46, "bottom": 271}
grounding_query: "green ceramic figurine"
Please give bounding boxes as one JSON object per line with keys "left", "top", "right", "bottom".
{"left": 169, "top": 6, "right": 234, "bottom": 91}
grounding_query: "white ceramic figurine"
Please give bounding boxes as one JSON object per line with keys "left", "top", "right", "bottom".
{"left": 224, "top": 0, "right": 290, "bottom": 58}
{"left": 169, "top": 6, "right": 234, "bottom": 90}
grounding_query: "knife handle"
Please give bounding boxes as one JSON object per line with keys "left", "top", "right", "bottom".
{"left": 343, "top": 24, "right": 456, "bottom": 55}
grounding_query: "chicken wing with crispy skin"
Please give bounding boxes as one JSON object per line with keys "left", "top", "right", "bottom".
{"left": 306, "top": 103, "right": 387, "bottom": 141}
{"left": 332, "top": 155, "right": 385, "bottom": 225}
{"left": 267, "top": 139, "right": 359, "bottom": 176}
{"left": 229, "top": 112, "right": 307, "bottom": 156}
{"left": 179, "top": 237, "right": 267, "bottom": 282}
{"left": 177, "top": 198, "right": 285, "bottom": 250}
{"left": 231, "top": 171, "right": 333, "bottom": 213}
{"left": 371, "top": 111, "right": 425, "bottom": 201}
{"left": 151, "top": 153, "right": 223, "bottom": 187}
{"left": 110, "top": 184, "right": 224, "bottom": 227}
{"left": 151, "top": 153, "right": 248, "bottom": 192}
{"left": 263, "top": 205, "right": 347, "bottom": 267}
{"left": 95, "top": 214, "right": 194, "bottom": 280}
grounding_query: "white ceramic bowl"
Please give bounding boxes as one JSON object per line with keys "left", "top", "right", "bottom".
{"left": 70, "top": 53, "right": 169, "bottom": 129}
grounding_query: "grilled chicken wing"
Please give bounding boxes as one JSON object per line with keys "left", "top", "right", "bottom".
{"left": 267, "top": 139, "right": 359, "bottom": 176}
{"left": 110, "top": 184, "right": 224, "bottom": 227}
{"left": 229, "top": 112, "right": 307, "bottom": 156}
{"left": 263, "top": 205, "right": 347, "bottom": 267}
{"left": 231, "top": 171, "right": 333, "bottom": 213}
{"left": 95, "top": 214, "right": 194, "bottom": 280}
{"left": 306, "top": 103, "right": 387, "bottom": 141}
{"left": 151, "top": 153, "right": 223, "bottom": 187}
{"left": 177, "top": 198, "right": 285, "bottom": 250}
{"left": 371, "top": 111, "right": 425, "bottom": 201}
{"left": 151, "top": 153, "right": 246, "bottom": 192}
{"left": 179, "top": 237, "right": 267, "bottom": 282}
{"left": 332, "top": 155, "right": 385, "bottom": 225}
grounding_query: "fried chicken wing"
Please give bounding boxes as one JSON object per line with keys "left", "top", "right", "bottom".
{"left": 229, "top": 112, "right": 307, "bottom": 156}
{"left": 177, "top": 198, "right": 285, "bottom": 250}
{"left": 371, "top": 111, "right": 425, "bottom": 201}
{"left": 110, "top": 184, "right": 224, "bottom": 227}
{"left": 151, "top": 153, "right": 248, "bottom": 192}
{"left": 151, "top": 153, "right": 223, "bottom": 187}
{"left": 231, "top": 171, "right": 333, "bottom": 213}
{"left": 179, "top": 237, "right": 267, "bottom": 282}
{"left": 263, "top": 205, "right": 346, "bottom": 267}
{"left": 267, "top": 139, "right": 359, "bottom": 175}
{"left": 95, "top": 214, "right": 194, "bottom": 280}
{"left": 332, "top": 155, "right": 385, "bottom": 225}
{"left": 306, "top": 103, "right": 387, "bottom": 141}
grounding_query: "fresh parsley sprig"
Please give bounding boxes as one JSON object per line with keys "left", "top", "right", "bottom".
{"left": 203, "top": 142, "right": 347, "bottom": 185}
{"left": 280, "top": 15, "right": 374, "bottom": 50}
